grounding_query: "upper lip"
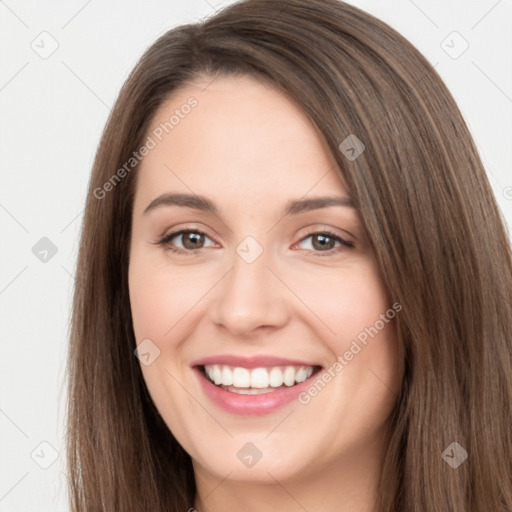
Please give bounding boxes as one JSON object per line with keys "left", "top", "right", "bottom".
{"left": 191, "top": 354, "right": 323, "bottom": 369}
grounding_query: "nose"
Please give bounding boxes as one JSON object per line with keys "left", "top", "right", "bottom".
{"left": 208, "top": 245, "right": 290, "bottom": 338}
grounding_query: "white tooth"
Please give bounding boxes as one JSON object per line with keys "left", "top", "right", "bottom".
{"left": 212, "top": 364, "right": 222, "bottom": 385}
{"left": 221, "top": 366, "right": 233, "bottom": 386}
{"left": 232, "top": 367, "right": 251, "bottom": 387}
{"left": 250, "top": 368, "right": 269, "bottom": 388}
{"left": 295, "top": 367, "right": 308, "bottom": 383}
{"left": 269, "top": 367, "right": 284, "bottom": 387}
{"left": 283, "top": 366, "right": 296, "bottom": 386}
{"left": 205, "top": 364, "right": 315, "bottom": 388}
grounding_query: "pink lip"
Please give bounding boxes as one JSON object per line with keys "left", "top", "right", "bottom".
{"left": 192, "top": 364, "right": 322, "bottom": 416}
{"left": 191, "top": 354, "right": 320, "bottom": 369}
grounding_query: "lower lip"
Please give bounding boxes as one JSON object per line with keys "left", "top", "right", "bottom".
{"left": 193, "top": 366, "right": 319, "bottom": 416}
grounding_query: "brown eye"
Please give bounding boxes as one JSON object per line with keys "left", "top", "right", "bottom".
{"left": 295, "top": 230, "right": 354, "bottom": 256}
{"left": 157, "top": 228, "right": 354, "bottom": 257}
{"left": 180, "top": 231, "right": 205, "bottom": 249}
{"left": 157, "top": 229, "right": 215, "bottom": 255}
{"left": 311, "top": 233, "right": 337, "bottom": 251}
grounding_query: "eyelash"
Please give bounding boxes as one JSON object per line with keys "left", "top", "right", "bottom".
{"left": 155, "top": 228, "right": 354, "bottom": 257}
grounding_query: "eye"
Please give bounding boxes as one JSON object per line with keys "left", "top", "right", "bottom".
{"left": 293, "top": 230, "right": 354, "bottom": 256}
{"left": 156, "top": 229, "right": 216, "bottom": 255}
{"left": 155, "top": 227, "right": 355, "bottom": 257}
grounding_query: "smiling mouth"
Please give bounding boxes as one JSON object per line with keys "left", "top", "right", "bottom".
{"left": 199, "top": 364, "right": 322, "bottom": 394}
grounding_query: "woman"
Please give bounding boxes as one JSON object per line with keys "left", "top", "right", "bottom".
{"left": 67, "top": 0, "right": 512, "bottom": 510}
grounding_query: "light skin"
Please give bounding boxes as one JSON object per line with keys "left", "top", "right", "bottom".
{"left": 128, "top": 74, "right": 401, "bottom": 512}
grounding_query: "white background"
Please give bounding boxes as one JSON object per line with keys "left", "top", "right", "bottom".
{"left": 1, "top": 0, "right": 511, "bottom": 510}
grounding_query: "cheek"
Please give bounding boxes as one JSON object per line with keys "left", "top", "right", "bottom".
{"left": 306, "top": 261, "right": 401, "bottom": 393}
{"left": 300, "top": 260, "right": 392, "bottom": 346}
{"left": 128, "top": 254, "right": 201, "bottom": 430}
{"left": 128, "top": 251, "right": 203, "bottom": 341}
{"left": 129, "top": 275, "right": 175, "bottom": 340}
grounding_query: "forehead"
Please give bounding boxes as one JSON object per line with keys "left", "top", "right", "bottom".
{"left": 134, "top": 74, "right": 347, "bottom": 211}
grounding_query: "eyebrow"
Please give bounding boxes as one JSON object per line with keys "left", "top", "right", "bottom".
{"left": 143, "top": 192, "right": 354, "bottom": 216}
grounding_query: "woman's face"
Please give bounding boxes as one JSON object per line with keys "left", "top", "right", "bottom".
{"left": 128, "top": 74, "right": 400, "bottom": 484}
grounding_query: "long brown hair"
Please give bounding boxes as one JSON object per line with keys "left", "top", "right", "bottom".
{"left": 67, "top": 0, "right": 512, "bottom": 510}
